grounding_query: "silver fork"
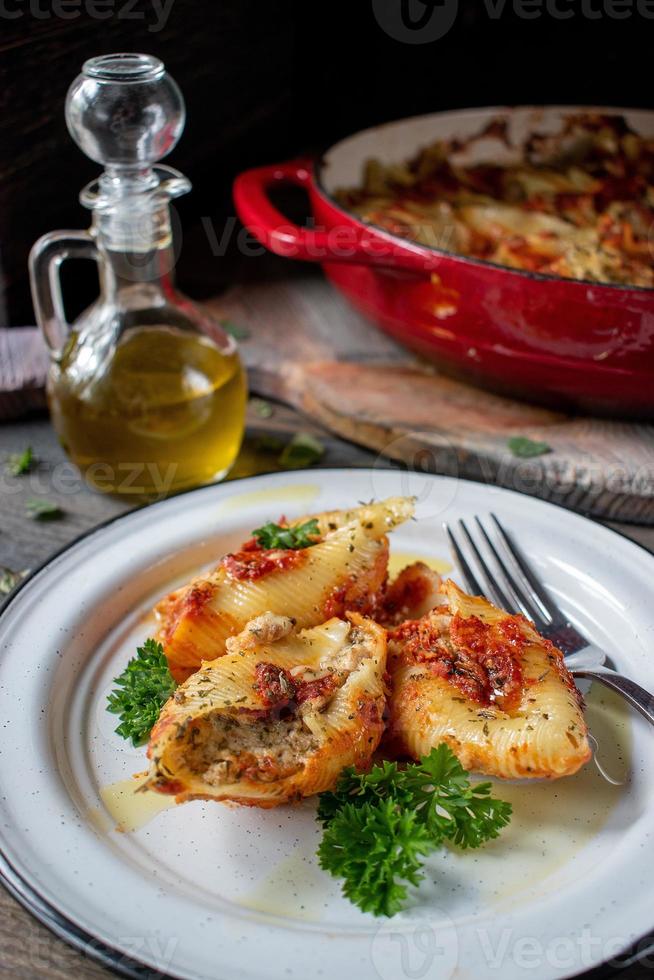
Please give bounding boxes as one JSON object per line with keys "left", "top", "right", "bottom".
{"left": 444, "top": 514, "right": 654, "bottom": 727}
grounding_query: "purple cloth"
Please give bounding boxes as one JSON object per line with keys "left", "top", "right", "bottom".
{"left": 0, "top": 327, "right": 49, "bottom": 420}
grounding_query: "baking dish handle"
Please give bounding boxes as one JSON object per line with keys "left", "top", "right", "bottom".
{"left": 233, "top": 159, "right": 434, "bottom": 272}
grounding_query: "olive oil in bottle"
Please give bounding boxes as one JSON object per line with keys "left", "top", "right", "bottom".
{"left": 50, "top": 326, "right": 246, "bottom": 496}
{"left": 30, "top": 53, "right": 247, "bottom": 497}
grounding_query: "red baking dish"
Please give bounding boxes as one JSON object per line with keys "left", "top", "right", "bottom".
{"left": 233, "top": 106, "right": 654, "bottom": 418}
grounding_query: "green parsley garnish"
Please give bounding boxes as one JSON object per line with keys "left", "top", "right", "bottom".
{"left": 319, "top": 799, "right": 433, "bottom": 917}
{"left": 278, "top": 432, "right": 325, "bottom": 470}
{"left": 317, "top": 744, "right": 512, "bottom": 916}
{"left": 0, "top": 567, "right": 27, "bottom": 596}
{"left": 7, "top": 446, "right": 34, "bottom": 476}
{"left": 107, "top": 639, "right": 177, "bottom": 746}
{"left": 26, "top": 498, "right": 63, "bottom": 520}
{"left": 250, "top": 398, "right": 274, "bottom": 419}
{"left": 252, "top": 518, "right": 320, "bottom": 550}
{"left": 507, "top": 436, "right": 552, "bottom": 459}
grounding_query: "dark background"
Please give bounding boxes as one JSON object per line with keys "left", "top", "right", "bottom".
{"left": 1, "top": 0, "right": 650, "bottom": 324}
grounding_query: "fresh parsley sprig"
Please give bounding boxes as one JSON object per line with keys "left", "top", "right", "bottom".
{"left": 26, "top": 498, "right": 63, "bottom": 521}
{"left": 278, "top": 432, "right": 325, "bottom": 470}
{"left": 0, "top": 567, "right": 27, "bottom": 596}
{"left": 507, "top": 436, "right": 551, "bottom": 459}
{"left": 252, "top": 517, "right": 321, "bottom": 550}
{"left": 6, "top": 446, "right": 34, "bottom": 476}
{"left": 318, "top": 800, "right": 433, "bottom": 917}
{"left": 317, "top": 744, "right": 512, "bottom": 916}
{"left": 107, "top": 639, "right": 177, "bottom": 746}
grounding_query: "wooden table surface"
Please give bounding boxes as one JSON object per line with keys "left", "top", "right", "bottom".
{"left": 1, "top": 401, "right": 653, "bottom": 979}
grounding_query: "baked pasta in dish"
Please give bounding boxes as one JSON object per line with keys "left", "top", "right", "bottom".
{"left": 156, "top": 496, "right": 413, "bottom": 682}
{"left": 387, "top": 580, "right": 591, "bottom": 779}
{"left": 337, "top": 113, "right": 654, "bottom": 288}
{"left": 146, "top": 612, "right": 387, "bottom": 806}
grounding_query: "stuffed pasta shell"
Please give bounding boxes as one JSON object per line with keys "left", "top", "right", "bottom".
{"left": 146, "top": 612, "right": 387, "bottom": 806}
{"left": 387, "top": 580, "right": 591, "bottom": 779}
{"left": 380, "top": 561, "right": 443, "bottom": 626}
{"left": 157, "top": 496, "right": 413, "bottom": 681}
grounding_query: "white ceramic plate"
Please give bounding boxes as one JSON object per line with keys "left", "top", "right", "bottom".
{"left": 1, "top": 468, "right": 653, "bottom": 980}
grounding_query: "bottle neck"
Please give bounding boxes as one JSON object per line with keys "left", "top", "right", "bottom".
{"left": 93, "top": 201, "right": 178, "bottom": 302}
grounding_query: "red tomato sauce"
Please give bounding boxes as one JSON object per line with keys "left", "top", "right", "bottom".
{"left": 221, "top": 548, "right": 305, "bottom": 581}
{"left": 390, "top": 612, "right": 525, "bottom": 708}
{"left": 253, "top": 662, "right": 297, "bottom": 708}
{"left": 253, "top": 662, "right": 339, "bottom": 711}
{"left": 295, "top": 674, "right": 339, "bottom": 705}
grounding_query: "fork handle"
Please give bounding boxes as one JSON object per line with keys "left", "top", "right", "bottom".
{"left": 572, "top": 667, "right": 654, "bottom": 727}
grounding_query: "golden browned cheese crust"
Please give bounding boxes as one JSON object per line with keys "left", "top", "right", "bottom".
{"left": 336, "top": 115, "right": 654, "bottom": 288}
{"left": 387, "top": 581, "right": 591, "bottom": 779}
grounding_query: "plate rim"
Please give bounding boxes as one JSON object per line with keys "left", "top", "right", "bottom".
{"left": 1, "top": 467, "right": 653, "bottom": 980}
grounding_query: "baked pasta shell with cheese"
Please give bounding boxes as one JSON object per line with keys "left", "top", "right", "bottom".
{"left": 388, "top": 581, "right": 591, "bottom": 779}
{"left": 146, "top": 612, "right": 387, "bottom": 806}
{"left": 156, "top": 496, "right": 413, "bottom": 681}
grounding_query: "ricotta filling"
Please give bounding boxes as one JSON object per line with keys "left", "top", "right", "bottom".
{"left": 187, "top": 713, "right": 319, "bottom": 786}
{"left": 180, "top": 621, "right": 374, "bottom": 787}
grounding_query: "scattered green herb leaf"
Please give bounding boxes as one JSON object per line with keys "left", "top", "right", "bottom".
{"left": 279, "top": 432, "right": 325, "bottom": 470}
{"left": 252, "top": 518, "right": 321, "bottom": 550}
{"left": 0, "top": 567, "right": 28, "bottom": 596}
{"left": 317, "top": 744, "right": 512, "bottom": 916}
{"left": 251, "top": 398, "right": 274, "bottom": 419}
{"left": 507, "top": 436, "right": 552, "bottom": 459}
{"left": 107, "top": 639, "right": 177, "bottom": 746}
{"left": 26, "top": 498, "right": 63, "bottom": 521}
{"left": 6, "top": 446, "right": 34, "bottom": 476}
{"left": 221, "top": 319, "right": 251, "bottom": 341}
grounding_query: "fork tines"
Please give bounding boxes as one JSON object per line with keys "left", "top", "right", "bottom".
{"left": 443, "top": 515, "right": 565, "bottom": 636}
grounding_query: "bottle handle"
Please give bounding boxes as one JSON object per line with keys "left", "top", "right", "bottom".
{"left": 29, "top": 230, "right": 99, "bottom": 354}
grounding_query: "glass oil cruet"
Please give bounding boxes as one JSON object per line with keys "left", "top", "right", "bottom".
{"left": 29, "top": 53, "right": 247, "bottom": 498}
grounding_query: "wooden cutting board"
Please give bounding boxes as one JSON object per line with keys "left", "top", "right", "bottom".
{"left": 208, "top": 274, "right": 654, "bottom": 525}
